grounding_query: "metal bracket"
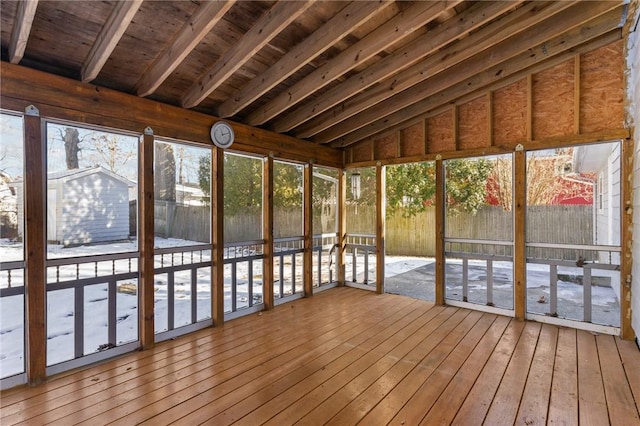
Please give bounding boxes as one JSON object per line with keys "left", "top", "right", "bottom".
{"left": 25, "top": 105, "right": 39, "bottom": 117}
{"left": 144, "top": 127, "right": 154, "bottom": 135}
{"left": 515, "top": 144, "right": 524, "bottom": 152}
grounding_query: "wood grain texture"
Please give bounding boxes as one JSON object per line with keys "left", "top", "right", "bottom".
{"left": 2, "top": 288, "right": 638, "bottom": 425}
{"left": 458, "top": 95, "right": 489, "bottom": 150}
{"left": 0, "top": 63, "right": 343, "bottom": 168}
{"left": 427, "top": 111, "right": 454, "bottom": 153}
{"left": 532, "top": 60, "right": 575, "bottom": 140}
{"left": 580, "top": 40, "right": 625, "bottom": 134}
{"left": 493, "top": 78, "right": 528, "bottom": 146}
{"left": 23, "top": 110, "right": 46, "bottom": 384}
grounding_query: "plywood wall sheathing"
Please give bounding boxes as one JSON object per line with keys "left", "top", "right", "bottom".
{"left": 375, "top": 133, "right": 400, "bottom": 160}
{"left": 580, "top": 40, "right": 625, "bottom": 134}
{"left": 352, "top": 140, "right": 375, "bottom": 163}
{"left": 458, "top": 96, "right": 489, "bottom": 150}
{"left": 427, "top": 110, "right": 455, "bottom": 153}
{"left": 493, "top": 78, "right": 528, "bottom": 147}
{"left": 400, "top": 121, "right": 425, "bottom": 157}
{"left": 532, "top": 60, "right": 575, "bottom": 140}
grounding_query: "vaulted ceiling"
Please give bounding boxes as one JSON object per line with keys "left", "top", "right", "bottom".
{"left": 0, "top": 1, "right": 629, "bottom": 149}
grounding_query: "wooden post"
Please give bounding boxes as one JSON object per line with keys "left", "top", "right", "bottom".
{"left": 620, "top": 137, "right": 635, "bottom": 340}
{"left": 574, "top": 54, "right": 581, "bottom": 135}
{"left": 514, "top": 147, "right": 527, "bottom": 321}
{"left": 263, "top": 155, "right": 274, "bottom": 310}
{"left": 434, "top": 157, "right": 445, "bottom": 305}
{"left": 211, "top": 147, "right": 225, "bottom": 326}
{"left": 303, "top": 163, "right": 313, "bottom": 296}
{"left": 376, "top": 162, "right": 385, "bottom": 294}
{"left": 337, "top": 169, "right": 347, "bottom": 286}
{"left": 24, "top": 105, "right": 46, "bottom": 384}
{"left": 139, "top": 127, "right": 155, "bottom": 350}
{"left": 526, "top": 74, "right": 533, "bottom": 141}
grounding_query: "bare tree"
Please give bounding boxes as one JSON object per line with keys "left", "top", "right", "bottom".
{"left": 64, "top": 127, "right": 80, "bottom": 169}
{"left": 89, "top": 133, "right": 135, "bottom": 173}
{"left": 155, "top": 142, "right": 176, "bottom": 202}
{"left": 488, "top": 148, "right": 592, "bottom": 211}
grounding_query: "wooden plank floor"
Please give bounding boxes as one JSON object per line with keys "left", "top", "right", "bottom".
{"left": 2, "top": 287, "right": 639, "bottom": 425}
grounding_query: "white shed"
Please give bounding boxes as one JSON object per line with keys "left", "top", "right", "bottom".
{"left": 17, "top": 166, "right": 135, "bottom": 246}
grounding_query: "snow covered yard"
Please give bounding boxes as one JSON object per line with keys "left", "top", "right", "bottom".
{"left": 0, "top": 240, "right": 621, "bottom": 380}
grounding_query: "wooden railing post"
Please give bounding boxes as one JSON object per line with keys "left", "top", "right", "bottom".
{"left": 24, "top": 105, "right": 46, "bottom": 384}
{"left": 263, "top": 155, "right": 274, "bottom": 310}
{"left": 514, "top": 147, "right": 527, "bottom": 321}
{"left": 139, "top": 127, "right": 155, "bottom": 349}
{"left": 376, "top": 162, "right": 385, "bottom": 294}
{"left": 212, "top": 147, "right": 225, "bottom": 325}
{"left": 337, "top": 169, "right": 346, "bottom": 286}
{"left": 303, "top": 163, "right": 313, "bottom": 296}
{"left": 620, "top": 136, "right": 635, "bottom": 340}
{"left": 434, "top": 157, "right": 445, "bottom": 305}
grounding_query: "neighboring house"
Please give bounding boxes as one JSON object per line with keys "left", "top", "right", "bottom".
{"left": 176, "top": 182, "right": 207, "bottom": 206}
{"left": 0, "top": 171, "right": 18, "bottom": 239}
{"left": 16, "top": 166, "right": 135, "bottom": 246}
{"left": 573, "top": 142, "right": 622, "bottom": 290}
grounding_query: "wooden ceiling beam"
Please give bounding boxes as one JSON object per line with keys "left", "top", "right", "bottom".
{"left": 181, "top": 1, "right": 314, "bottom": 109}
{"left": 8, "top": 0, "right": 38, "bottom": 64}
{"left": 317, "top": 1, "right": 619, "bottom": 145}
{"left": 81, "top": 0, "right": 143, "bottom": 82}
{"left": 216, "top": 1, "right": 389, "bottom": 119}
{"left": 246, "top": 0, "right": 463, "bottom": 127}
{"left": 309, "top": 0, "right": 582, "bottom": 143}
{"left": 278, "top": 1, "right": 521, "bottom": 136}
{"left": 135, "top": 1, "right": 235, "bottom": 97}
{"left": 331, "top": 23, "right": 622, "bottom": 148}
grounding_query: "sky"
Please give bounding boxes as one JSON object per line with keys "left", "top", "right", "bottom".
{"left": 0, "top": 112, "right": 209, "bottom": 185}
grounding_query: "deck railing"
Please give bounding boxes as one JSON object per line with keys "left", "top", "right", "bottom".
{"left": 526, "top": 243, "right": 621, "bottom": 327}
{"left": 274, "top": 236, "right": 305, "bottom": 301}
{"left": 345, "top": 233, "right": 376, "bottom": 286}
{"left": 0, "top": 260, "right": 26, "bottom": 383}
{"left": 154, "top": 244, "right": 213, "bottom": 340}
{"left": 445, "top": 238, "right": 514, "bottom": 310}
{"left": 312, "top": 233, "right": 338, "bottom": 289}
{"left": 223, "top": 239, "right": 265, "bottom": 315}
{"left": 44, "top": 252, "right": 140, "bottom": 374}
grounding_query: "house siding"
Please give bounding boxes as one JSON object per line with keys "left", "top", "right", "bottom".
{"left": 58, "top": 172, "right": 130, "bottom": 246}
{"left": 629, "top": 3, "right": 640, "bottom": 340}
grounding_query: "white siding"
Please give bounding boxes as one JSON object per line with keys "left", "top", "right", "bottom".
{"left": 628, "top": 6, "right": 640, "bottom": 340}
{"left": 58, "top": 172, "right": 130, "bottom": 246}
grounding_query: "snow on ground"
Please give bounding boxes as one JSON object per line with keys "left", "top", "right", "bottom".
{"left": 0, "top": 240, "right": 622, "bottom": 380}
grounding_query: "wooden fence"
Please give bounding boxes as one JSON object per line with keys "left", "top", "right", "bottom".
{"left": 133, "top": 202, "right": 595, "bottom": 260}
{"left": 377, "top": 205, "right": 594, "bottom": 258}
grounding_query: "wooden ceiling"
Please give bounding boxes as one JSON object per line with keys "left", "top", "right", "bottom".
{"left": 0, "top": 1, "right": 629, "bottom": 150}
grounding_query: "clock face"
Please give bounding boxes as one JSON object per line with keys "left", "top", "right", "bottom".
{"left": 210, "top": 121, "right": 234, "bottom": 148}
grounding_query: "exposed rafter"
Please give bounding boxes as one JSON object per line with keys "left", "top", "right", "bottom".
{"left": 330, "top": 11, "right": 623, "bottom": 148}
{"left": 316, "top": 1, "right": 619, "bottom": 145}
{"left": 216, "top": 1, "right": 390, "bottom": 118}
{"left": 279, "top": 0, "right": 522, "bottom": 136}
{"left": 81, "top": 0, "right": 143, "bottom": 83}
{"left": 0, "top": 0, "right": 631, "bottom": 160}
{"left": 8, "top": 0, "right": 38, "bottom": 64}
{"left": 246, "top": 0, "right": 464, "bottom": 126}
{"left": 136, "top": 1, "right": 235, "bottom": 97}
{"left": 309, "top": 0, "right": 584, "bottom": 144}
{"left": 180, "top": 0, "right": 314, "bottom": 109}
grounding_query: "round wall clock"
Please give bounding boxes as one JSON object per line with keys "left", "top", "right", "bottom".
{"left": 210, "top": 121, "right": 235, "bottom": 148}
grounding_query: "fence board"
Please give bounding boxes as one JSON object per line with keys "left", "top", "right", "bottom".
{"left": 132, "top": 203, "right": 594, "bottom": 259}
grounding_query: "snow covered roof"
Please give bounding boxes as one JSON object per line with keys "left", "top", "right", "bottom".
{"left": 572, "top": 144, "right": 614, "bottom": 173}
{"left": 48, "top": 166, "right": 135, "bottom": 187}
